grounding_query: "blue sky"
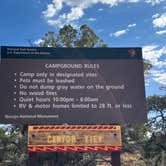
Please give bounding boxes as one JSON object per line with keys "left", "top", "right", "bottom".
{"left": 0, "top": 0, "right": 166, "bottom": 96}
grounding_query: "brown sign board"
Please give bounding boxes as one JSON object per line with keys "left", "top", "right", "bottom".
{"left": 28, "top": 125, "right": 122, "bottom": 152}
{"left": 0, "top": 47, "right": 146, "bottom": 125}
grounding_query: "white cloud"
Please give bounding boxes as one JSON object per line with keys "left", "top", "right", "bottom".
{"left": 128, "top": 0, "right": 140, "bottom": 2}
{"left": 110, "top": 23, "right": 136, "bottom": 37}
{"left": 155, "top": 60, "right": 166, "bottom": 68}
{"left": 47, "top": 18, "right": 78, "bottom": 28}
{"left": 45, "top": 6, "right": 83, "bottom": 28}
{"left": 153, "top": 12, "right": 166, "bottom": 28}
{"left": 142, "top": 45, "right": 166, "bottom": 66}
{"left": 156, "top": 29, "right": 166, "bottom": 35}
{"left": 66, "top": 7, "right": 84, "bottom": 21}
{"left": 128, "top": 23, "right": 136, "bottom": 28}
{"left": 153, "top": 72, "right": 166, "bottom": 85}
{"left": 43, "top": 0, "right": 164, "bottom": 28}
{"left": 146, "top": 0, "right": 165, "bottom": 5}
{"left": 150, "top": 70, "right": 166, "bottom": 85}
{"left": 152, "top": 13, "right": 160, "bottom": 19}
{"left": 88, "top": 17, "right": 97, "bottom": 21}
{"left": 98, "top": 8, "right": 103, "bottom": 11}
{"left": 152, "top": 12, "right": 166, "bottom": 35}
{"left": 43, "top": 0, "right": 62, "bottom": 18}
{"left": 143, "top": 45, "right": 166, "bottom": 85}
{"left": 111, "top": 29, "right": 128, "bottom": 37}
{"left": 43, "top": 4, "right": 57, "bottom": 18}
{"left": 34, "top": 38, "right": 44, "bottom": 45}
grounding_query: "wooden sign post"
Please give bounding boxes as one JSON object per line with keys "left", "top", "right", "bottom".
{"left": 28, "top": 153, "right": 37, "bottom": 166}
{"left": 28, "top": 125, "right": 122, "bottom": 165}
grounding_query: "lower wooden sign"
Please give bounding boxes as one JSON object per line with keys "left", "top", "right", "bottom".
{"left": 28, "top": 125, "right": 122, "bottom": 152}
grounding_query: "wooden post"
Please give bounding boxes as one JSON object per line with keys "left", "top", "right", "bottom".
{"left": 28, "top": 152, "right": 37, "bottom": 166}
{"left": 111, "top": 152, "right": 121, "bottom": 166}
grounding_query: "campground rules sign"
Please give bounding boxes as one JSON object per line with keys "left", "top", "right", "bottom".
{"left": 0, "top": 46, "right": 146, "bottom": 125}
